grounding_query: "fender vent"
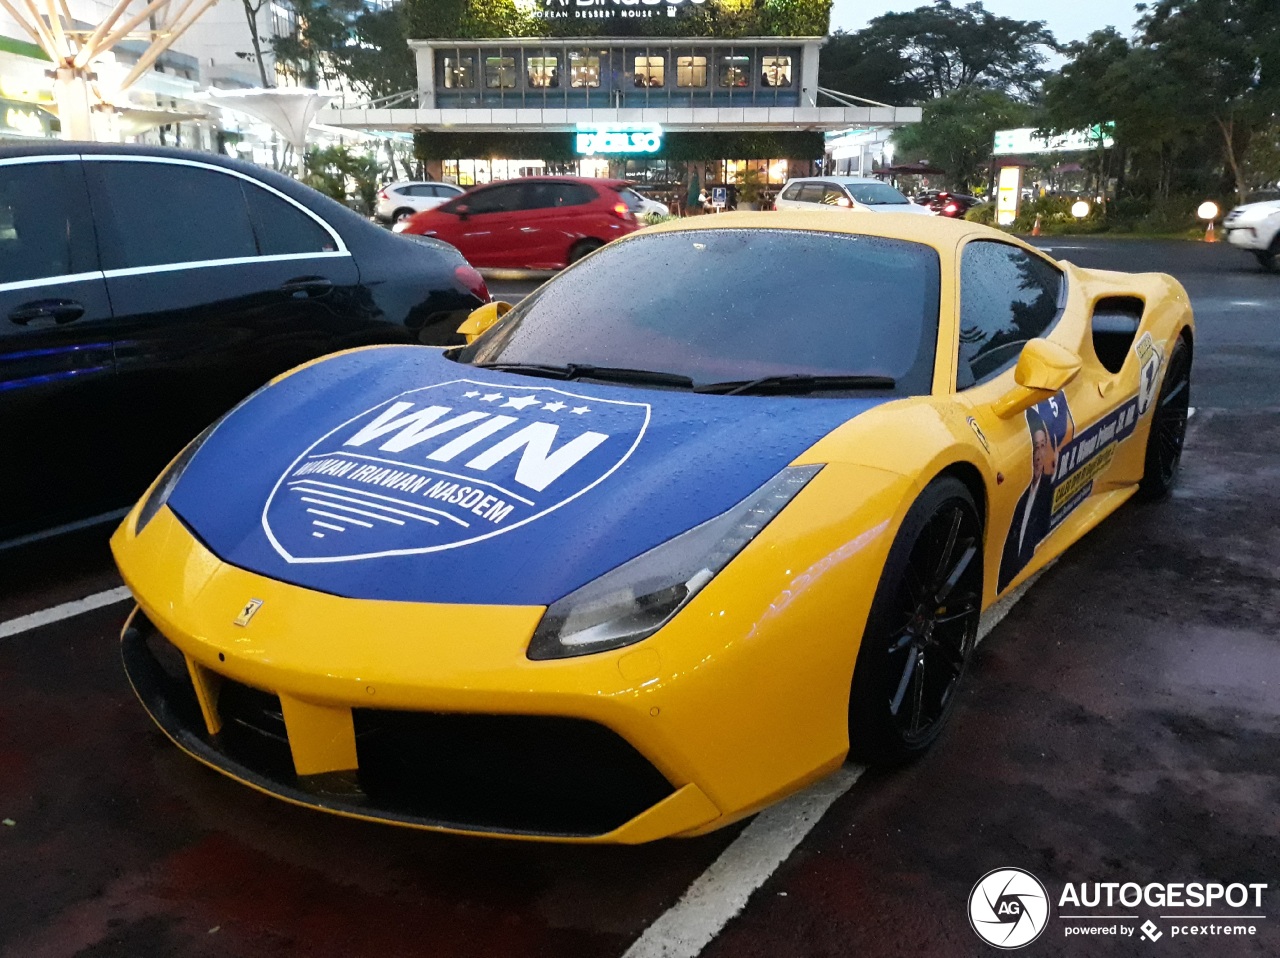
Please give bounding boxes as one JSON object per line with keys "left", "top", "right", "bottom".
{"left": 1091, "top": 296, "right": 1144, "bottom": 373}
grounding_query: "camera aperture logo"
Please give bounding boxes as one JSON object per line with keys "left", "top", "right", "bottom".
{"left": 969, "top": 868, "right": 1050, "bottom": 949}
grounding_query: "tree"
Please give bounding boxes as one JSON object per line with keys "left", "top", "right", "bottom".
{"left": 272, "top": 0, "right": 415, "bottom": 100}
{"left": 819, "top": 30, "right": 928, "bottom": 104}
{"left": 891, "top": 87, "right": 1031, "bottom": 191}
{"left": 1135, "top": 0, "right": 1280, "bottom": 203}
{"left": 851, "top": 1, "right": 1057, "bottom": 101}
{"left": 238, "top": 0, "right": 273, "bottom": 87}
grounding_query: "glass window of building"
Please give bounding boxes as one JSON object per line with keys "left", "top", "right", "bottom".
{"left": 484, "top": 56, "right": 517, "bottom": 89}
{"left": 762, "top": 55, "right": 792, "bottom": 87}
{"left": 634, "top": 56, "right": 665, "bottom": 88}
{"left": 570, "top": 52, "right": 601, "bottom": 88}
{"left": 677, "top": 55, "right": 708, "bottom": 88}
{"left": 527, "top": 56, "right": 560, "bottom": 88}
{"left": 718, "top": 55, "right": 751, "bottom": 88}
{"left": 443, "top": 55, "right": 475, "bottom": 89}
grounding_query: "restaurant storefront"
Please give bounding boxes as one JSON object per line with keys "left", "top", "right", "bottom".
{"left": 320, "top": 0, "right": 920, "bottom": 207}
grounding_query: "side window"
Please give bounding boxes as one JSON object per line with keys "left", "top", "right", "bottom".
{"left": 0, "top": 160, "right": 91, "bottom": 285}
{"left": 523, "top": 182, "right": 593, "bottom": 210}
{"left": 797, "top": 183, "right": 824, "bottom": 204}
{"left": 958, "top": 241, "right": 1064, "bottom": 387}
{"left": 779, "top": 182, "right": 801, "bottom": 201}
{"left": 821, "top": 185, "right": 849, "bottom": 207}
{"left": 465, "top": 184, "right": 522, "bottom": 214}
{"left": 92, "top": 161, "right": 256, "bottom": 270}
{"left": 243, "top": 184, "right": 337, "bottom": 255}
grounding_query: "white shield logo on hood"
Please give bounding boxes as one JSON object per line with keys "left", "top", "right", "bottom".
{"left": 262, "top": 379, "right": 650, "bottom": 563}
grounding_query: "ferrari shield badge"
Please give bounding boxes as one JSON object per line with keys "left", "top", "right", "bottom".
{"left": 262, "top": 379, "right": 650, "bottom": 563}
{"left": 234, "top": 598, "right": 264, "bottom": 627}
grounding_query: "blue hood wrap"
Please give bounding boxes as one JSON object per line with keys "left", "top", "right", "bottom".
{"left": 168, "top": 347, "right": 888, "bottom": 605}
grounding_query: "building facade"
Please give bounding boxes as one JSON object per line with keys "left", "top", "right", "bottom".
{"left": 321, "top": 0, "right": 920, "bottom": 206}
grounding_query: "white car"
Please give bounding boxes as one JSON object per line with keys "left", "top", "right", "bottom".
{"left": 376, "top": 180, "right": 466, "bottom": 225}
{"left": 623, "top": 186, "right": 670, "bottom": 217}
{"left": 773, "top": 176, "right": 933, "bottom": 215}
{"left": 1223, "top": 193, "right": 1280, "bottom": 272}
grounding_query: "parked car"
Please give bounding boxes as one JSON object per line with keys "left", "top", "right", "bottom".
{"left": 398, "top": 177, "right": 643, "bottom": 269}
{"left": 622, "top": 185, "right": 670, "bottom": 217}
{"left": 0, "top": 143, "right": 489, "bottom": 546}
{"left": 774, "top": 176, "right": 932, "bottom": 215}
{"left": 1223, "top": 195, "right": 1280, "bottom": 272}
{"left": 375, "top": 180, "right": 466, "bottom": 225}
{"left": 113, "top": 211, "right": 1192, "bottom": 841}
{"left": 914, "top": 190, "right": 981, "bottom": 218}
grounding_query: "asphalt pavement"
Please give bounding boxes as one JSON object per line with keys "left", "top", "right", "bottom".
{"left": 0, "top": 237, "right": 1276, "bottom": 958}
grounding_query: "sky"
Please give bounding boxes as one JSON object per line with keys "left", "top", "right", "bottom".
{"left": 828, "top": 0, "right": 1143, "bottom": 46}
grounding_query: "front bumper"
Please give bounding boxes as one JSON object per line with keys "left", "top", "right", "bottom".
{"left": 112, "top": 461, "right": 909, "bottom": 841}
{"left": 1224, "top": 225, "right": 1264, "bottom": 251}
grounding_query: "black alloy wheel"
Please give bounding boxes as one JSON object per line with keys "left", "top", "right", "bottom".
{"left": 848, "top": 477, "right": 983, "bottom": 764}
{"left": 1138, "top": 336, "right": 1192, "bottom": 500}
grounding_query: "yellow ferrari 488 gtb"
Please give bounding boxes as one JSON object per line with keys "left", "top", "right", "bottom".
{"left": 113, "top": 213, "right": 1193, "bottom": 842}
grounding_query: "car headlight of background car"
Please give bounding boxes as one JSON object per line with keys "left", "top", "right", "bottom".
{"left": 528, "top": 465, "right": 822, "bottom": 661}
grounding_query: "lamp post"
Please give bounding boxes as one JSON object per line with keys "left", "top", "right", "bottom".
{"left": 1197, "top": 201, "right": 1220, "bottom": 243}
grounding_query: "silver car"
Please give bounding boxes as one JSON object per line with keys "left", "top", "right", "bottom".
{"left": 773, "top": 176, "right": 932, "bottom": 215}
{"left": 376, "top": 180, "right": 466, "bottom": 225}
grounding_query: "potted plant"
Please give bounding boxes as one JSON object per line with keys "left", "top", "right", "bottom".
{"left": 735, "top": 168, "right": 764, "bottom": 211}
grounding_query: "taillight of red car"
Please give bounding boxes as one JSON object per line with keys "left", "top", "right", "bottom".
{"left": 944, "top": 202, "right": 959, "bottom": 214}
{"left": 612, "top": 201, "right": 636, "bottom": 223}
{"left": 453, "top": 263, "right": 490, "bottom": 303}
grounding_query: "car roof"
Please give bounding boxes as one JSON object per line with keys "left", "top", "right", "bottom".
{"left": 629, "top": 208, "right": 1046, "bottom": 258}
{"left": 785, "top": 176, "right": 888, "bottom": 186}
{"left": 471, "top": 176, "right": 627, "bottom": 188}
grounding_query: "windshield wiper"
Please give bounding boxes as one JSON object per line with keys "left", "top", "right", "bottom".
{"left": 475, "top": 362, "right": 695, "bottom": 389}
{"left": 695, "top": 374, "right": 897, "bottom": 396}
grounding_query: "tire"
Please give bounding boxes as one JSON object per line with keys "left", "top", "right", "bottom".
{"left": 1255, "top": 239, "right": 1279, "bottom": 273}
{"left": 847, "top": 476, "right": 983, "bottom": 765}
{"left": 1137, "top": 335, "right": 1192, "bottom": 500}
{"left": 567, "top": 239, "right": 604, "bottom": 264}
{"left": 392, "top": 207, "right": 415, "bottom": 224}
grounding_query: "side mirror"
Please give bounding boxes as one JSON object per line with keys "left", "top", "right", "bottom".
{"left": 454, "top": 203, "right": 471, "bottom": 221}
{"left": 456, "top": 300, "right": 512, "bottom": 345}
{"left": 992, "top": 339, "right": 1082, "bottom": 418}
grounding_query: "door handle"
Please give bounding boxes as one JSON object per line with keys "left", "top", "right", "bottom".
{"left": 9, "top": 299, "right": 85, "bottom": 326}
{"left": 281, "top": 276, "right": 334, "bottom": 298}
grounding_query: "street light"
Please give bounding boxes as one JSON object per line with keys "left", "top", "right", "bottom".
{"left": 1071, "top": 200, "right": 1091, "bottom": 219}
{"left": 1198, "top": 201, "right": 1220, "bottom": 243}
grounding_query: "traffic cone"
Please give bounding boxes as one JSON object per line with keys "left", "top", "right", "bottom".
{"left": 1204, "top": 221, "right": 1217, "bottom": 243}
{"left": 1032, "top": 214, "right": 1042, "bottom": 236}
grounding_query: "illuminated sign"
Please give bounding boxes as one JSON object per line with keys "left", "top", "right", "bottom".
{"left": 0, "top": 98, "right": 50, "bottom": 137}
{"left": 993, "top": 124, "right": 1115, "bottom": 156}
{"left": 530, "top": 0, "right": 706, "bottom": 19}
{"left": 575, "top": 123, "right": 663, "bottom": 155}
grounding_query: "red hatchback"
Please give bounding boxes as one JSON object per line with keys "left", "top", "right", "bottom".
{"left": 398, "top": 176, "right": 643, "bottom": 269}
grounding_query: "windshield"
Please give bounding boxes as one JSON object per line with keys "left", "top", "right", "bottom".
{"left": 845, "top": 183, "right": 912, "bottom": 206}
{"left": 458, "top": 228, "right": 940, "bottom": 396}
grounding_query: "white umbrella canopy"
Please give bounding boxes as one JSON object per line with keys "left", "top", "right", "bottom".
{"left": 202, "top": 88, "right": 333, "bottom": 155}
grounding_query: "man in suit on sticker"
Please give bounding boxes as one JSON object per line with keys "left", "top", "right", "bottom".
{"left": 999, "top": 398, "right": 1072, "bottom": 591}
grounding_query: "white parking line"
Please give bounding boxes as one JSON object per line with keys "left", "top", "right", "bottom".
{"left": 0, "top": 586, "right": 132, "bottom": 639}
{"left": 623, "top": 567, "right": 1048, "bottom": 958}
{"left": 622, "top": 766, "right": 865, "bottom": 958}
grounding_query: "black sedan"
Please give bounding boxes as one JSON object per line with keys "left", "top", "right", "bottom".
{"left": 0, "top": 143, "right": 488, "bottom": 546}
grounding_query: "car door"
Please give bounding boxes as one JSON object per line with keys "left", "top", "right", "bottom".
{"left": 441, "top": 183, "right": 528, "bottom": 267}
{"left": 84, "top": 155, "right": 362, "bottom": 497}
{"left": 950, "top": 239, "right": 1109, "bottom": 594}
{"left": 0, "top": 155, "right": 120, "bottom": 540}
{"left": 516, "top": 181, "right": 599, "bottom": 266}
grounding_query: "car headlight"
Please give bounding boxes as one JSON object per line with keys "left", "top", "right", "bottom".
{"left": 527, "top": 465, "right": 822, "bottom": 661}
{"left": 133, "top": 381, "right": 275, "bottom": 535}
{"left": 134, "top": 421, "right": 219, "bottom": 534}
